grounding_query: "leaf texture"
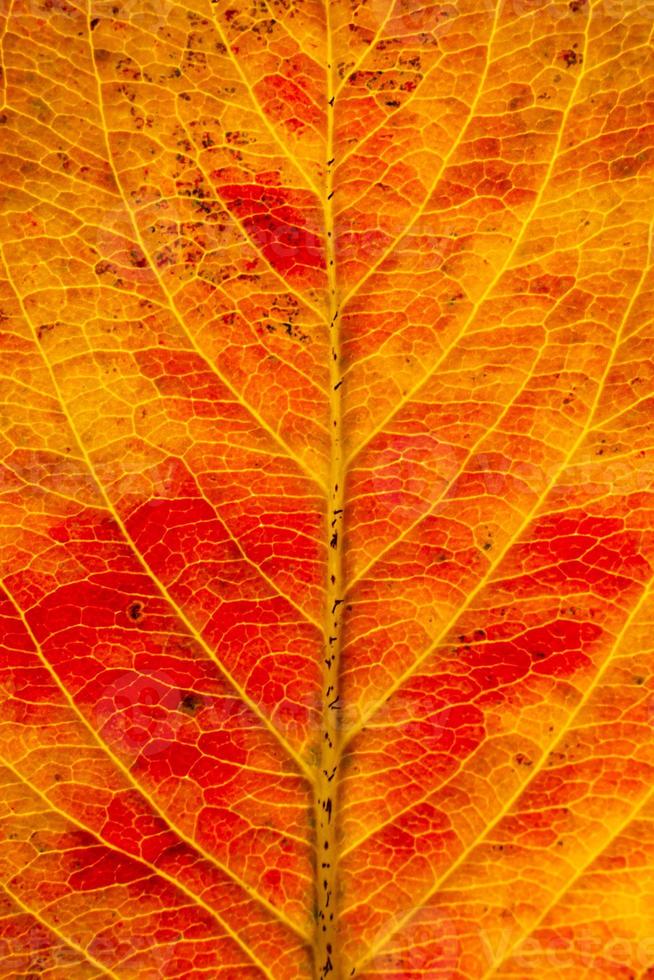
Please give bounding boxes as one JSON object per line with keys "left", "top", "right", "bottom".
{"left": 1, "top": 0, "right": 654, "bottom": 976}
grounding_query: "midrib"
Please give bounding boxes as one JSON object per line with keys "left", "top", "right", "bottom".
{"left": 314, "top": 5, "right": 345, "bottom": 977}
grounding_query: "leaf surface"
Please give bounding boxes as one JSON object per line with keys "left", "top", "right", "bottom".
{"left": 1, "top": 0, "right": 654, "bottom": 977}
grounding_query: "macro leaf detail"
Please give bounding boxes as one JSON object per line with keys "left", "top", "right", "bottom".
{"left": 1, "top": 0, "right": 654, "bottom": 977}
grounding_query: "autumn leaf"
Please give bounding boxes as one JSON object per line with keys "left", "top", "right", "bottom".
{"left": 1, "top": 0, "right": 654, "bottom": 976}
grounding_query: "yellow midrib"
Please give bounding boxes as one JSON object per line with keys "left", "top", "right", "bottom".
{"left": 313, "top": 5, "right": 346, "bottom": 978}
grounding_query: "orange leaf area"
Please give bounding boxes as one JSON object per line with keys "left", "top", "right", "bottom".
{"left": 1, "top": 0, "right": 654, "bottom": 977}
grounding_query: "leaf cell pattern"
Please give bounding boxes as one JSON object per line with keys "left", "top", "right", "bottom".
{"left": 1, "top": 0, "right": 654, "bottom": 977}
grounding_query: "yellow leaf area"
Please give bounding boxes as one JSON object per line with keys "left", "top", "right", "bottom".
{"left": 1, "top": 0, "right": 654, "bottom": 977}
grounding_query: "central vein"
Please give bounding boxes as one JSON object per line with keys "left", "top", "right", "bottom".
{"left": 314, "top": 7, "right": 345, "bottom": 978}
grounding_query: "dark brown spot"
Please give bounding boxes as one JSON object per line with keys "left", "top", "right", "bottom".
{"left": 128, "top": 602, "right": 143, "bottom": 621}
{"left": 179, "top": 692, "right": 204, "bottom": 714}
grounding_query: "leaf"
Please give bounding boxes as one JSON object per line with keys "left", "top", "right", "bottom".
{"left": 1, "top": 0, "right": 654, "bottom": 976}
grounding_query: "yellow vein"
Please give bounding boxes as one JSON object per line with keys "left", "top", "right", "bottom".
{"left": 0, "top": 756, "right": 277, "bottom": 979}
{"left": 163, "top": 91, "right": 330, "bottom": 387}
{"left": 345, "top": 2, "right": 595, "bottom": 470}
{"left": 481, "top": 764, "right": 654, "bottom": 978}
{"left": 79, "top": 418, "right": 325, "bottom": 633}
{"left": 165, "top": 90, "right": 327, "bottom": 326}
{"left": 206, "top": 1, "right": 323, "bottom": 200}
{"left": 260, "top": 0, "right": 320, "bottom": 65}
{"left": 344, "top": 353, "right": 545, "bottom": 596}
{"left": 13, "top": 7, "right": 325, "bottom": 776}
{"left": 340, "top": 198, "right": 653, "bottom": 751}
{"left": 335, "top": 0, "right": 503, "bottom": 316}
{"left": 1, "top": 0, "right": 17, "bottom": 109}
{"left": 337, "top": 721, "right": 511, "bottom": 861}
{"left": 335, "top": 58, "right": 447, "bottom": 177}
{"left": 344, "top": 226, "right": 643, "bottom": 593}
{"left": 341, "top": 571, "right": 650, "bottom": 860}
{"left": 352, "top": 557, "right": 654, "bottom": 974}
{"left": 0, "top": 880, "right": 119, "bottom": 980}
{"left": 84, "top": 7, "right": 325, "bottom": 494}
{"left": 0, "top": 576, "right": 311, "bottom": 944}
{"left": 332, "top": 0, "right": 397, "bottom": 101}
{"left": 3, "top": 247, "right": 314, "bottom": 787}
